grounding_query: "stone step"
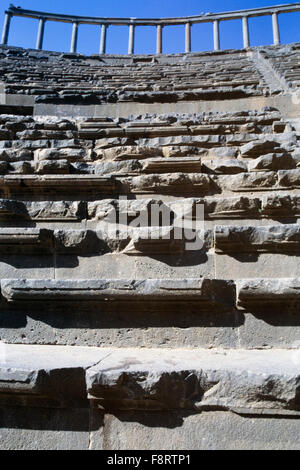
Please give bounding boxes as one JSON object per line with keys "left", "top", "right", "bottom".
{"left": 0, "top": 175, "right": 115, "bottom": 196}
{"left": 1, "top": 224, "right": 300, "bottom": 256}
{"left": 1, "top": 277, "right": 300, "bottom": 310}
{"left": 0, "top": 195, "right": 299, "bottom": 223}
{"left": 0, "top": 343, "right": 299, "bottom": 415}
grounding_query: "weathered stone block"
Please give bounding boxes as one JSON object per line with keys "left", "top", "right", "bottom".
{"left": 86, "top": 348, "right": 300, "bottom": 412}
{"left": 204, "top": 159, "right": 247, "bottom": 174}
{"left": 120, "top": 173, "right": 213, "bottom": 194}
{"left": 220, "top": 171, "right": 277, "bottom": 191}
{"left": 142, "top": 157, "right": 202, "bottom": 173}
{"left": 237, "top": 278, "right": 300, "bottom": 308}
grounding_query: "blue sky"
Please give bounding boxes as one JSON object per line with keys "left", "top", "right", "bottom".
{"left": 1, "top": 0, "right": 300, "bottom": 54}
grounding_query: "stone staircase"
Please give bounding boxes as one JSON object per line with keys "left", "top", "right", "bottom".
{"left": 0, "top": 44, "right": 300, "bottom": 450}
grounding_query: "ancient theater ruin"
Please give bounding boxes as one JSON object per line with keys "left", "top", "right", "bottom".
{"left": 0, "top": 3, "right": 300, "bottom": 450}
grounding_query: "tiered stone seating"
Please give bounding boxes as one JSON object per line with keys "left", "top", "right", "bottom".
{"left": 1, "top": 43, "right": 300, "bottom": 450}
{"left": 0, "top": 45, "right": 269, "bottom": 103}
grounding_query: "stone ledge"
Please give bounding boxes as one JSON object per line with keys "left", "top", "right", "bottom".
{"left": 0, "top": 343, "right": 110, "bottom": 407}
{"left": 3, "top": 278, "right": 300, "bottom": 309}
{"left": 1, "top": 343, "right": 299, "bottom": 413}
{"left": 87, "top": 348, "right": 300, "bottom": 412}
{"left": 0, "top": 175, "right": 115, "bottom": 195}
{"left": 0, "top": 228, "right": 53, "bottom": 254}
{"left": 215, "top": 224, "right": 300, "bottom": 253}
{"left": 1, "top": 195, "right": 299, "bottom": 222}
{"left": 237, "top": 278, "right": 300, "bottom": 308}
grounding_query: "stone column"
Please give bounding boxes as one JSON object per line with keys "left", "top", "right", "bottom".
{"left": 70, "top": 22, "right": 79, "bottom": 53}
{"left": 128, "top": 24, "right": 135, "bottom": 54}
{"left": 1, "top": 13, "right": 11, "bottom": 45}
{"left": 242, "top": 16, "right": 250, "bottom": 48}
{"left": 272, "top": 12, "right": 280, "bottom": 45}
{"left": 99, "top": 24, "right": 107, "bottom": 54}
{"left": 36, "top": 18, "right": 45, "bottom": 50}
{"left": 213, "top": 20, "right": 220, "bottom": 51}
{"left": 185, "top": 22, "right": 191, "bottom": 53}
{"left": 156, "top": 24, "right": 162, "bottom": 54}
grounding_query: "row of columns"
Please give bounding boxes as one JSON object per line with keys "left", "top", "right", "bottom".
{"left": 1, "top": 12, "right": 282, "bottom": 53}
